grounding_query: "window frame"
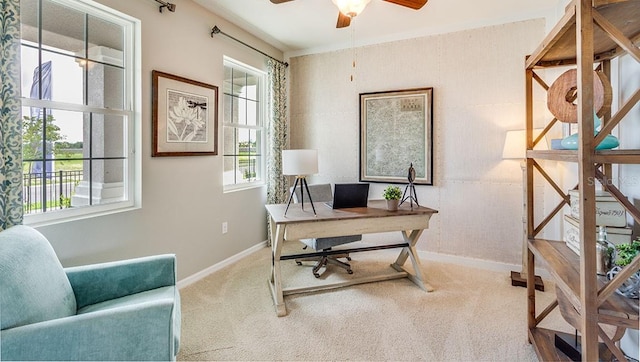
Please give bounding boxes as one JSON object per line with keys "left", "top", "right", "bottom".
{"left": 222, "top": 56, "right": 267, "bottom": 192}
{"left": 20, "top": 0, "right": 142, "bottom": 226}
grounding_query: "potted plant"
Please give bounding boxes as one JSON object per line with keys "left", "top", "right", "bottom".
{"left": 383, "top": 185, "right": 402, "bottom": 211}
{"left": 606, "top": 238, "right": 640, "bottom": 299}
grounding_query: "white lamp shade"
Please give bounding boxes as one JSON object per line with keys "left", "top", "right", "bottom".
{"left": 331, "top": 0, "right": 371, "bottom": 17}
{"left": 502, "top": 129, "right": 548, "bottom": 159}
{"left": 282, "top": 149, "right": 318, "bottom": 176}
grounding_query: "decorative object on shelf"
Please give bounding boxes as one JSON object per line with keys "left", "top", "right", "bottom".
{"left": 547, "top": 69, "right": 612, "bottom": 123}
{"left": 568, "top": 189, "right": 627, "bottom": 227}
{"left": 563, "top": 214, "right": 632, "bottom": 255}
{"left": 595, "top": 226, "right": 615, "bottom": 276}
{"left": 606, "top": 239, "right": 640, "bottom": 299}
{"left": 152, "top": 71, "right": 218, "bottom": 156}
{"left": 560, "top": 112, "right": 620, "bottom": 150}
{"left": 382, "top": 185, "right": 402, "bottom": 211}
{"left": 282, "top": 149, "right": 319, "bottom": 216}
{"left": 360, "top": 88, "right": 434, "bottom": 185}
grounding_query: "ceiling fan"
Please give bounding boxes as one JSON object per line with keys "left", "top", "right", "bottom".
{"left": 269, "top": 0, "right": 428, "bottom": 28}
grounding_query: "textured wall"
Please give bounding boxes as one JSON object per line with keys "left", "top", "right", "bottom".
{"left": 289, "top": 19, "right": 549, "bottom": 265}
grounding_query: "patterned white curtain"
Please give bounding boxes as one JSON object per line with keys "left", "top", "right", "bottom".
{"left": 0, "top": 0, "right": 23, "bottom": 230}
{"left": 265, "top": 59, "right": 288, "bottom": 244}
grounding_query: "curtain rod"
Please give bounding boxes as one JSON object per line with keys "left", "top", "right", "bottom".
{"left": 211, "top": 26, "right": 288, "bottom": 67}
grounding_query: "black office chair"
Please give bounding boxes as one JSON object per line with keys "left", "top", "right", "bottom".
{"left": 291, "top": 184, "right": 361, "bottom": 278}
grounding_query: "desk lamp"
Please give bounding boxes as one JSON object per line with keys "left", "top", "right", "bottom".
{"left": 282, "top": 149, "right": 318, "bottom": 216}
{"left": 503, "top": 129, "right": 547, "bottom": 291}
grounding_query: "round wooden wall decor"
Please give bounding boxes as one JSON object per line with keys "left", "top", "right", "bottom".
{"left": 547, "top": 69, "right": 612, "bottom": 123}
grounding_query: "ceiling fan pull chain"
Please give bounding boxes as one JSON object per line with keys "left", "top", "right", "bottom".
{"left": 351, "top": 25, "right": 356, "bottom": 82}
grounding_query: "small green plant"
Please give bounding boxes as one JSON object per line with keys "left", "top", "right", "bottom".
{"left": 614, "top": 238, "right": 640, "bottom": 267}
{"left": 382, "top": 185, "right": 402, "bottom": 200}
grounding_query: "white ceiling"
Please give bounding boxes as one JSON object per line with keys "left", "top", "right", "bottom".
{"left": 193, "top": 0, "right": 565, "bottom": 58}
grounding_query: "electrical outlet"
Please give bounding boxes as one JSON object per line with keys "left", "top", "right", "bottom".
{"left": 222, "top": 222, "right": 228, "bottom": 234}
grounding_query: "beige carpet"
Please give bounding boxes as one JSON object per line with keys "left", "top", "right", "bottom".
{"left": 177, "top": 242, "right": 570, "bottom": 361}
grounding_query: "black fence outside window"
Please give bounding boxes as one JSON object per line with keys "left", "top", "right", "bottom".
{"left": 23, "top": 170, "right": 83, "bottom": 214}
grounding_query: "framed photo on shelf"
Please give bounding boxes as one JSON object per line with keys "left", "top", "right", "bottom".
{"left": 360, "top": 87, "right": 434, "bottom": 185}
{"left": 152, "top": 70, "right": 218, "bottom": 157}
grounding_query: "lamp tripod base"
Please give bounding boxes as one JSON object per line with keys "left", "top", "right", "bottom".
{"left": 284, "top": 177, "right": 316, "bottom": 216}
{"left": 510, "top": 271, "right": 544, "bottom": 291}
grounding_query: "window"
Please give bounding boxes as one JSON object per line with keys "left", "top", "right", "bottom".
{"left": 20, "top": 0, "right": 140, "bottom": 224}
{"left": 223, "top": 57, "right": 266, "bottom": 189}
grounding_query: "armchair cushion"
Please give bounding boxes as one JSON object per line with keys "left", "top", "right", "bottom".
{"left": 0, "top": 225, "right": 76, "bottom": 330}
{"left": 66, "top": 254, "right": 177, "bottom": 309}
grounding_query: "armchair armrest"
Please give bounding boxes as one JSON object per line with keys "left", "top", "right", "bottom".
{"left": 65, "top": 254, "right": 176, "bottom": 309}
{"left": 1, "top": 298, "right": 178, "bottom": 361}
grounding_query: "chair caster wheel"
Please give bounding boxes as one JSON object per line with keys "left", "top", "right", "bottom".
{"left": 313, "top": 273, "right": 320, "bottom": 278}
{"left": 296, "top": 261, "right": 302, "bottom": 265}
{"left": 346, "top": 257, "right": 352, "bottom": 261}
{"left": 347, "top": 270, "right": 353, "bottom": 274}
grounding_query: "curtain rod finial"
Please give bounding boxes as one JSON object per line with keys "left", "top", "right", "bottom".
{"left": 211, "top": 26, "right": 221, "bottom": 38}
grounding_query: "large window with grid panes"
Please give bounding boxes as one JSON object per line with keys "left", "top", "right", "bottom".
{"left": 20, "top": 0, "right": 140, "bottom": 224}
{"left": 222, "top": 57, "right": 266, "bottom": 189}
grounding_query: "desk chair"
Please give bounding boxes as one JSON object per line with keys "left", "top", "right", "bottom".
{"left": 291, "top": 183, "right": 362, "bottom": 278}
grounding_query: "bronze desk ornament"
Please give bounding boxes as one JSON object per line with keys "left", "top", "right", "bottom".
{"left": 400, "top": 163, "right": 419, "bottom": 209}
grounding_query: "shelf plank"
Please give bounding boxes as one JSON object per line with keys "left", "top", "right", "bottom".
{"left": 529, "top": 328, "right": 572, "bottom": 361}
{"left": 529, "top": 328, "right": 615, "bottom": 362}
{"left": 528, "top": 239, "right": 639, "bottom": 329}
{"left": 527, "top": 149, "right": 640, "bottom": 163}
{"left": 526, "top": 0, "right": 640, "bottom": 69}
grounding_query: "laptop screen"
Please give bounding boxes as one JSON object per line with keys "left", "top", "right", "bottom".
{"left": 329, "top": 183, "right": 370, "bottom": 209}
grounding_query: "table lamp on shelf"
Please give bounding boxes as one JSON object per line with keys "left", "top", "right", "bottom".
{"left": 502, "top": 129, "right": 548, "bottom": 291}
{"left": 282, "top": 149, "right": 318, "bottom": 216}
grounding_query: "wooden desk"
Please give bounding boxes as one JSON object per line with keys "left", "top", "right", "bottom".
{"left": 266, "top": 199, "right": 438, "bottom": 316}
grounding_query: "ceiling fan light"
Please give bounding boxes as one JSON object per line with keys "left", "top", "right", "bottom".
{"left": 331, "top": 0, "right": 371, "bottom": 17}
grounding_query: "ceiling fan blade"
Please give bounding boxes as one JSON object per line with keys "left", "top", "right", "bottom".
{"left": 382, "top": 0, "right": 428, "bottom": 10}
{"left": 270, "top": 0, "right": 294, "bottom": 3}
{"left": 336, "top": 12, "right": 351, "bottom": 28}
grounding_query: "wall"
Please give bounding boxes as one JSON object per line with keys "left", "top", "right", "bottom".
{"left": 616, "top": 54, "right": 640, "bottom": 238}
{"left": 289, "top": 19, "right": 551, "bottom": 265}
{"left": 34, "top": 0, "right": 280, "bottom": 280}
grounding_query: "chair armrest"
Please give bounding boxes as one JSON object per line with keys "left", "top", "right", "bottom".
{"left": 65, "top": 254, "right": 176, "bottom": 309}
{"left": 0, "top": 298, "right": 178, "bottom": 361}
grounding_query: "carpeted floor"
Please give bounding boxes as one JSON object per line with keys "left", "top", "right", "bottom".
{"left": 177, "top": 243, "right": 570, "bottom": 361}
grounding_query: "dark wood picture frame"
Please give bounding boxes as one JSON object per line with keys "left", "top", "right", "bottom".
{"left": 359, "top": 87, "right": 434, "bottom": 185}
{"left": 152, "top": 70, "right": 218, "bottom": 157}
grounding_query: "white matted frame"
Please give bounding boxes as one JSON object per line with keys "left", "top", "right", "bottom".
{"left": 152, "top": 70, "right": 218, "bottom": 156}
{"left": 360, "top": 87, "right": 434, "bottom": 185}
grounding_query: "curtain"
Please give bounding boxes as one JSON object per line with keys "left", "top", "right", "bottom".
{"left": 265, "top": 59, "right": 288, "bottom": 245}
{"left": 0, "top": 0, "right": 23, "bottom": 230}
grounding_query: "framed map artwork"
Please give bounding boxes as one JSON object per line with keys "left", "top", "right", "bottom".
{"left": 359, "top": 88, "right": 433, "bottom": 185}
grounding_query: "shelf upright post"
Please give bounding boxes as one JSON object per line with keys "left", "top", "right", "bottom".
{"left": 576, "top": 0, "right": 599, "bottom": 359}
{"left": 524, "top": 68, "right": 537, "bottom": 332}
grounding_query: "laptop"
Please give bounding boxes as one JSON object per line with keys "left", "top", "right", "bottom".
{"left": 326, "top": 183, "right": 370, "bottom": 209}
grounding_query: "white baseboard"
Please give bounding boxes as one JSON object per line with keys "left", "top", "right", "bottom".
{"left": 177, "top": 240, "right": 268, "bottom": 289}
{"left": 177, "top": 241, "right": 552, "bottom": 289}
{"left": 418, "top": 250, "right": 553, "bottom": 281}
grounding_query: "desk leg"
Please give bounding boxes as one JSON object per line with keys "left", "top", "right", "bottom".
{"left": 391, "top": 229, "right": 434, "bottom": 292}
{"left": 268, "top": 221, "right": 287, "bottom": 317}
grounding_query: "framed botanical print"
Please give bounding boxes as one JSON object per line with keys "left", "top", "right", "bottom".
{"left": 152, "top": 70, "right": 218, "bottom": 156}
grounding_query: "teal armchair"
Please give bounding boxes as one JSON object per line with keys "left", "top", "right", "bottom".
{"left": 0, "top": 225, "right": 181, "bottom": 361}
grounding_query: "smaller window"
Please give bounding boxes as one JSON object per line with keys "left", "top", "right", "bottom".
{"left": 222, "top": 58, "right": 266, "bottom": 189}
